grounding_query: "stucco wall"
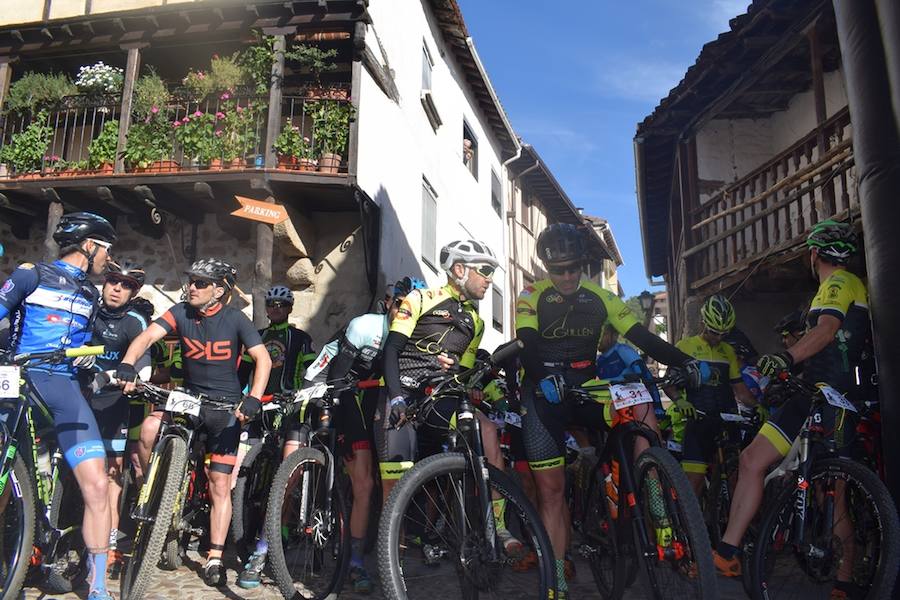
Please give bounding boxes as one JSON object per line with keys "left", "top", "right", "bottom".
{"left": 1, "top": 0, "right": 197, "bottom": 27}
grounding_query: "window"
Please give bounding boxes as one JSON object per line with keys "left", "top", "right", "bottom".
{"left": 422, "top": 42, "right": 433, "bottom": 91}
{"left": 421, "top": 179, "right": 438, "bottom": 269}
{"left": 492, "top": 287, "right": 504, "bottom": 332}
{"left": 462, "top": 121, "right": 478, "bottom": 179}
{"left": 420, "top": 42, "right": 441, "bottom": 130}
{"left": 490, "top": 169, "right": 502, "bottom": 217}
{"left": 521, "top": 194, "right": 533, "bottom": 231}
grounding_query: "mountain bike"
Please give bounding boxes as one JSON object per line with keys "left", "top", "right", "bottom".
{"left": 264, "top": 379, "right": 367, "bottom": 600}
{"left": 231, "top": 392, "right": 289, "bottom": 561}
{"left": 749, "top": 372, "right": 900, "bottom": 599}
{"left": 119, "top": 382, "right": 238, "bottom": 600}
{"left": 377, "top": 339, "right": 556, "bottom": 600}
{"left": 0, "top": 345, "right": 105, "bottom": 598}
{"left": 569, "top": 373, "right": 718, "bottom": 600}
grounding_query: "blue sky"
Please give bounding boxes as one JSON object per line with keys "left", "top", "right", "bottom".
{"left": 457, "top": 0, "right": 749, "bottom": 296}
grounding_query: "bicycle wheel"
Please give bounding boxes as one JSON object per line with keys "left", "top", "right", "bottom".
{"left": 751, "top": 457, "right": 900, "bottom": 600}
{"left": 265, "top": 447, "right": 350, "bottom": 600}
{"left": 120, "top": 435, "right": 188, "bottom": 600}
{"left": 632, "top": 446, "right": 718, "bottom": 599}
{"left": 580, "top": 464, "right": 635, "bottom": 599}
{"left": 378, "top": 452, "right": 555, "bottom": 600}
{"left": 232, "top": 440, "right": 278, "bottom": 558}
{"left": 44, "top": 468, "right": 87, "bottom": 593}
{"left": 0, "top": 453, "right": 35, "bottom": 599}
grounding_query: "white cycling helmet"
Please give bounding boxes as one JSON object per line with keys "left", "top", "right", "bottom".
{"left": 439, "top": 240, "right": 498, "bottom": 272}
{"left": 265, "top": 285, "right": 294, "bottom": 305}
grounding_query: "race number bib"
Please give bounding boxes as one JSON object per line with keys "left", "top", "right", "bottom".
{"left": 0, "top": 366, "right": 20, "bottom": 399}
{"left": 609, "top": 382, "right": 653, "bottom": 410}
{"left": 817, "top": 384, "right": 857, "bottom": 413}
{"left": 504, "top": 411, "right": 522, "bottom": 428}
{"left": 165, "top": 390, "right": 201, "bottom": 416}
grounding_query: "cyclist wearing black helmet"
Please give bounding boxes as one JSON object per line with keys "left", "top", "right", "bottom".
{"left": 515, "top": 223, "right": 706, "bottom": 597}
{"left": 774, "top": 309, "right": 806, "bottom": 350}
{"left": 715, "top": 221, "right": 871, "bottom": 597}
{"left": 117, "top": 258, "right": 271, "bottom": 586}
{"left": 0, "top": 212, "right": 118, "bottom": 600}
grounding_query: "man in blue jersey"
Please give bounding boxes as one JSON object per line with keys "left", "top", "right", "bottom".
{"left": 0, "top": 212, "right": 118, "bottom": 600}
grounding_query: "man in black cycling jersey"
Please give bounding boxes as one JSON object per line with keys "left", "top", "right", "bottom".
{"left": 515, "top": 223, "right": 705, "bottom": 599}
{"left": 117, "top": 258, "right": 271, "bottom": 587}
{"left": 85, "top": 260, "right": 151, "bottom": 577}
{"left": 0, "top": 212, "right": 117, "bottom": 600}
{"left": 714, "top": 221, "right": 870, "bottom": 600}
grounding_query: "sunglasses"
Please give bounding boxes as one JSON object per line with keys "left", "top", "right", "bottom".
{"left": 547, "top": 263, "right": 583, "bottom": 275}
{"left": 266, "top": 300, "right": 291, "bottom": 309}
{"left": 88, "top": 238, "right": 113, "bottom": 251}
{"left": 467, "top": 264, "right": 496, "bottom": 279}
{"left": 106, "top": 275, "right": 138, "bottom": 291}
{"left": 705, "top": 328, "right": 729, "bottom": 337}
{"left": 188, "top": 278, "right": 214, "bottom": 290}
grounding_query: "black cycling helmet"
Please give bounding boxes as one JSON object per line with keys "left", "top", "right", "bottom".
{"left": 393, "top": 276, "right": 427, "bottom": 298}
{"left": 774, "top": 309, "right": 806, "bottom": 336}
{"left": 476, "top": 348, "right": 491, "bottom": 363}
{"left": 806, "top": 219, "right": 857, "bottom": 264}
{"left": 536, "top": 223, "right": 586, "bottom": 265}
{"left": 724, "top": 327, "right": 758, "bottom": 362}
{"left": 129, "top": 297, "right": 155, "bottom": 321}
{"left": 185, "top": 258, "right": 237, "bottom": 290}
{"left": 53, "top": 212, "right": 117, "bottom": 247}
{"left": 106, "top": 259, "right": 146, "bottom": 287}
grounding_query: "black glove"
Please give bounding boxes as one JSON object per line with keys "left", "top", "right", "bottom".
{"left": 389, "top": 396, "right": 408, "bottom": 428}
{"left": 757, "top": 352, "right": 794, "bottom": 378}
{"left": 115, "top": 363, "right": 138, "bottom": 384}
{"left": 669, "top": 359, "right": 707, "bottom": 390}
{"left": 238, "top": 395, "right": 262, "bottom": 420}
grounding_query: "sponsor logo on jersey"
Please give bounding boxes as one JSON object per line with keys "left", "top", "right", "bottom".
{"left": 0, "top": 280, "right": 14, "bottom": 294}
{"left": 432, "top": 309, "right": 451, "bottom": 319}
{"left": 545, "top": 294, "right": 564, "bottom": 304}
{"left": 46, "top": 314, "right": 65, "bottom": 323}
{"left": 396, "top": 308, "right": 412, "bottom": 320}
{"left": 183, "top": 338, "right": 232, "bottom": 361}
{"left": 618, "top": 307, "right": 631, "bottom": 319}
{"left": 827, "top": 284, "right": 841, "bottom": 300}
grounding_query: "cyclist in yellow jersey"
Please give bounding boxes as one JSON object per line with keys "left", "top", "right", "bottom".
{"left": 714, "top": 221, "right": 870, "bottom": 600}
{"left": 515, "top": 224, "right": 707, "bottom": 598}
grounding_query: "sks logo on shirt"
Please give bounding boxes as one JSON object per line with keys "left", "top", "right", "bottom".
{"left": 183, "top": 338, "right": 232, "bottom": 361}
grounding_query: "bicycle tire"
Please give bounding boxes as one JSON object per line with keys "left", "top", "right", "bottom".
{"left": 0, "top": 453, "right": 36, "bottom": 599}
{"left": 582, "top": 464, "right": 633, "bottom": 599}
{"left": 265, "top": 447, "right": 349, "bottom": 600}
{"left": 378, "top": 453, "right": 555, "bottom": 600}
{"left": 120, "top": 435, "right": 188, "bottom": 600}
{"left": 633, "top": 446, "right": 718, "bottom": 599}
{"left": 231, "top": 440, "right": 278, "bottom": 558}
{"left": 44, "top": 468, "right": 87, "bottom": 593}
{"left": 751, "top": 457, "right": 900, "bottom": 600}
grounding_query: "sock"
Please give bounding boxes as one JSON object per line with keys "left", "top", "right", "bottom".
{"left": 108, "top": 528, "right": 118, "bottom": 550}
{"left": 555, "top": 558, "right": 568, "bottom": 593}
{"left": 717, "top": 541, "right": 740, "bottom": 560}
{"left": 90, "top": 552, "right": 108, "bottom": 593}
{"left": 492, "top": 498, "right": 507, "bottom": 530}
{"left": 254, "top": 537, "right": 269, "bottom": 556}
{"left": 350, "top": 537, "right": 365, "bottom": 568}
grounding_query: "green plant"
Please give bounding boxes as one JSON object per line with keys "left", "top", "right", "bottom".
{"left": 309, "top": 100, "right": 353, "bottom": 155}
{"left": 88, "top": 120, "right": 120, "bottom": 168}
{"left": 68, "top": 159, "right": 89, "bottom": 171}
{"left": 216, "top": 101, "right": 264, "bottom": 161}
{"left": 4, "top": 72, "right": 76, "bottom": 113}
{"left": 0, "top": 111, "right": 52, "bottom": 173}
{"left": 75, "top": 61, "right": 124, "bottom": 95}
{"left": 209, "top": 53, "right": 245, "bottom": 92}
{"left": 124, "top": 119, "right": 171, "bottom": 168}
{"left": 285, "top": 43, "right": 338, "bottom": 81}
{"left": 174, "top": 110, "right": 217, "bottom": 163}
{"left": 239, "top": 32, "right": 277, "bottom": 95}
{"left": 182, "top": 69, "right": 214, "bottom": 100}
{"left": 133, "top": 69, "right": 170, "bottom": 121}
{"left": 273, "top": 122, "right": 312, "bottom": 160}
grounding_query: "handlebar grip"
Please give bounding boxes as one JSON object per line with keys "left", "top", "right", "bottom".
{"left": 491, "top": 339, "right": 523, "bottom": 366}
{"left": 65, "top": 345, "right": 105, "bottom": 358}
{"left": 358, "top": 379, "right": 381, "bottom": 390}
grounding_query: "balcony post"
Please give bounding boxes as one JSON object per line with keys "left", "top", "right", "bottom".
{"left": 115, "top": 44, "right": 147, "bottom": 174}
{"left": 0, "top": 57, "right": 14, "bottom": 110}
{"left": 250, "top": 178, "right": 275, "bottom": 328}
{"left": 264, "top": 34, "right": 287, "bottom": 169}
{"left": 807, "top": 19, "right": 833, "bottom": 213}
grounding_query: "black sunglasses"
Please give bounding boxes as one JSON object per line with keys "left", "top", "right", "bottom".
{"left": 266, "top": 300, "right": 291, "bottom": 308}
{"left": 547, "top": 263, "right": 583, "bottom": 275}
{"left": 188, "top": 278, "right": 213, "bottom": 289}
{"left": 106, "top": 275, "right": 138, "bottom": 291}
{"left": 467, "top": 264, "right": 496, "bottom": 278}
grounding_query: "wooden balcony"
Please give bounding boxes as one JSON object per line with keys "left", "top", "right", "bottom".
{"left": 683, "top": 107, "right": 856, "bottom": 291}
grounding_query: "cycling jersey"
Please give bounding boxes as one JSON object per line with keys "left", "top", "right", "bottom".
{"left": 740, "top": 365, "right": 768, "bottom": 404}
{"left": 596, "top": 342, "right": 662, "bottom": 408}
{"left": 675, "top": 335, "right": 741, "bottom": 413}
{"left": 151, "top": 335, "right": 183, "bottom": 383}
{"left": 155, "top": 302, "right": 262, "bottom": 400}
{"left": 240, "top": 322, "right": 314, "bottom": 394}
{"left": 0, "top": 261, "right": 98, "bottom": 374}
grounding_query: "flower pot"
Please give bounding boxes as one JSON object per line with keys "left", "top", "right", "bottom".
{"left": 277, "top": 155, "right": 298, "bottom": 170}
{"left": 299, "top": 158, "right": 317, "bottom": 172}
{"left": 17, "top": 172, "right": 41, "bottom": 180}
{"left": 318, "top": 153, "right": 342, "bottom": 174}
{"left": 224, "top": 158, "right": 244, "bottom": 169}
{"left": 209, "top": 158, "right": 224, "bottom": 170}
{"left": 94, "top": 162, "right": 114, "bottom": 175}
{"left": 134, "top": 160, "right": 179, "bottom": 174}
{"left": 0, "top": 164, "right": 8, "bottom": 179}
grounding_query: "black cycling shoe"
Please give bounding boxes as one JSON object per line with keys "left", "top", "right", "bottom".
{"left": 202, "top": 559, "right": 227, "bottom": 587}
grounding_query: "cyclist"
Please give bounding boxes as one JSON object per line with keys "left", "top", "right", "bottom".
{"left": 0, "top": 212, "right": 117, "bottom": 600}
{"left": 669, "top": 295, "right": 757, "bottom": 496}
{"left": 714, "top": 220, "right": 870, "bottom": 600}
{"left": 382, "top": 241, "right": 520, "bottom": 556}
{"left": 775, "top": 309, "right": 806, "bottom": 350}
{"left": 116, "top": 258, "right": 272, "bottom": 587}
{"left": 725, "top": 327, "right": 769, "bottom": 413}
{"left": 515, "top": 223, "right": 706, "bottom": 599}
{"left": 85, "top": 261, "right": 151, "bottom": 578}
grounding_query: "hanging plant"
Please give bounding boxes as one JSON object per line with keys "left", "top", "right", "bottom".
{"left": 285, "top": 43, "right": 338, "bottom": 82}
{"left": 239, "top": 32, "right": 277, "bottom": 95}
{"left": 75, "top": 61, "right": 124, "bottom": 95}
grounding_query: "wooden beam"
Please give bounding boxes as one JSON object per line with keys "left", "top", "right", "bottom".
{"left": 807, "top": 16, "right": 833, "bottom": 208}
{"left": 115, "top": 45, "right": 143, "bottom": 173}
{"left": 43, "top": 201, "right": 63, "bottom": 262}
{"left": 265, "top": 35, "right": 286, "bottom": 169}
{"left": 0, "top": 59, "right": 13, "bottom": 111}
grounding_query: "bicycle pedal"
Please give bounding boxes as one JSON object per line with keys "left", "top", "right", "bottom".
{"left": 576, "top": 543, "right": 596, "bottom": 558}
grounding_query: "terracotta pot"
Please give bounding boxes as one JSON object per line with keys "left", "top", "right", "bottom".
{"left": 95, "top": 162, "right": 114, "bottom": 175}
{"left": 17, "top": 172, "right": 41, "bottom": 180}
{"left": 277, "top": 154, "right": 298, "bottom": 170}
{"left": 209, "top": 158, "right": 224, "bottom": 170}
{"left": 224, "top": 158, "right": 245, "bottom": 169}
{"left": 318, "top": 153, "right": 342, "bottom": 174}
{"left": 299, "top": 158, "right": 317, "bottom": 172}
{"left": 134, "top": 160, "right": 179, "bottom": 174}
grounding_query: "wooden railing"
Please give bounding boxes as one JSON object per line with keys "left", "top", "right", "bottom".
{"left": 683, "top": 107, "right": 856, "bottom": 290}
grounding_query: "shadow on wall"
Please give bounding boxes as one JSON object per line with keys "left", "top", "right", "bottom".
{"left": 373, "top": 184, "right": 428, "bottom": 292}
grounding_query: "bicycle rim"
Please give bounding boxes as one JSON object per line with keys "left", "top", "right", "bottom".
{"left": 379, "top": 453, "right": 554, "bottom": 600}
{"left": 0, "top": 454, "right": 35, "bottom": 598}
{"left": 581, "top": 467, "right": 630, "bottom": 599}
{"left": 753, "top": 458, "right": 900, "bottom": 600}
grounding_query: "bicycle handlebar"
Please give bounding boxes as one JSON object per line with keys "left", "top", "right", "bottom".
{"left": 2, "top": 345, "right": 105, "bottom": 366}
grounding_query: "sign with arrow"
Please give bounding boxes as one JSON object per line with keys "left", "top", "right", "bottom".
{"left": 231, "top": 195, "right": 288, "bottom": 225}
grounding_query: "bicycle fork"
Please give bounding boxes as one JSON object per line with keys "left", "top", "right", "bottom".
{"left": 457, "top": 401, "right": 500, "bottom": 562}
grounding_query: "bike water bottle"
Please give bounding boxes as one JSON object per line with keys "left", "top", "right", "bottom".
{"left": 603, "top": 461, "right": 619, "bottom": 519}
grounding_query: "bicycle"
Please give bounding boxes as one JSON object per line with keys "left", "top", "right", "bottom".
{"left": 377, "top": 339, "right": 556, "bottom": 600}
{"left": 264, "top": 377, "right": 373, "bottom": 600}
{"left": 569, "top": 373, "right": 718, "bottom": 600}
{"left": 118, "top": 381, "right": 238, "bottom": 600}
{"left": 749, "top": 372, "right": 900, "bottom": 599}
{"left": 0, "top": 345, "right": 105, "bottom": 598}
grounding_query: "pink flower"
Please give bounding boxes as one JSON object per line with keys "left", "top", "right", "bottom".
{"left": 173, "top": 121, "right": 181, "bottom": 128}
{"left": 197, "top": 71, "right": 206, "bottom": 79}
{"left": 50, "top": 155, "right": 60, "bottom": 162}
{"left": 215, "top": 130, "right": 223, "bottom": 137}
{"left": 151, "top": 106, "right": 159, "bottom": 114}
{"left": 215, "top": 112, "right": 225, "bottom": 120}
{"left": 182, "top": 116, "right": 190, "bottom": 123}
{"left": 212, "top": 54, "right": 219, "bottom": 60}
{"left": 193, "top": 110, "right": 203, "bottom": 117}
{"left": 236, "top": 106, "right": 244, "bottom": 113}
{"left": 220, "top": 92, "right": 231, "bottom": 101}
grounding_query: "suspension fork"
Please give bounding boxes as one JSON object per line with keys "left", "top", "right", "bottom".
{"left": 613, "top": 431, "right": 652, "bottom": 553}
{"left": 457, "top": 398, "right": 499, "bottom": 559}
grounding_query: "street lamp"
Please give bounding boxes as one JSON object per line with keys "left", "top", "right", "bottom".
{"left": 638, "top": 290, "right": 655, "bottom": 327}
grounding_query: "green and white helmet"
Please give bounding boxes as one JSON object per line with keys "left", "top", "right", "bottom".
{"left": 700, "top": 294, "right": 736, "bottom": 334}
{"left": 806, "top": 220, "right": 857, "bottom": 264}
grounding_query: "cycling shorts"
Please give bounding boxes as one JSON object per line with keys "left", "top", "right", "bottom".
{"left": 149, "top": 404, "right": 240, "bottom": 474}
{"left": 520, "top": 378, "right": 607, "bottom": 472}
{"left": 680, "top": 415, "right": 724, "bottom": 475}
{"left": 29, "top": 371, "right": 106, "bottom": 469}
{"left": 90, "top": 390, "right": 130, "bottom": 456}
{"left": 374, "top": 394, "right": 456, "bottom": 481}
{"left": 285, "top": 387, "right": 380, "bottom": 460}
{"left": 759, "top": 388, "right": 856, "bottom": 458}
{"left": 128, "top": 397, "right": 149, "bottom": 443}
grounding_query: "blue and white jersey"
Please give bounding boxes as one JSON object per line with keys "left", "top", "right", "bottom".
{"left": 0, "top": 260, "right": 99, "bottom": 374}
{"left": 305, "top": 313, "right": 388, "bottom": 384}
{"left": 596, "top": 342, "right": 662, "bottom": 408}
